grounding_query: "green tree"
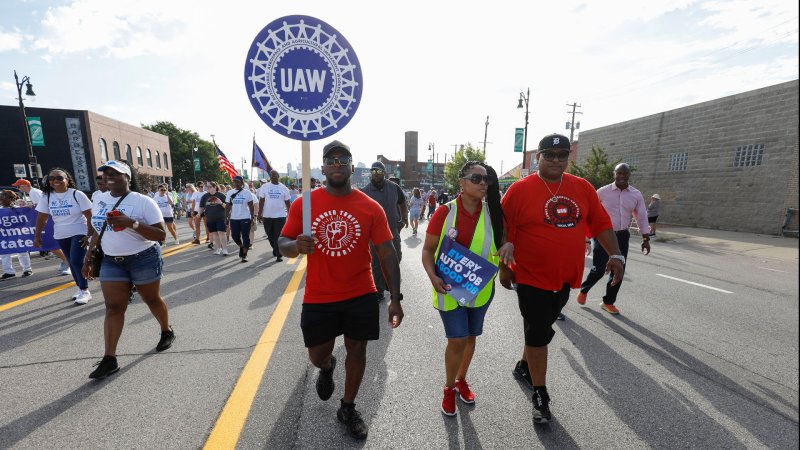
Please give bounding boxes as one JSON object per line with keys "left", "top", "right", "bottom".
{"left": 567, "top": 145, "right": 624, "bottom": 189}
{"left": 142, "top": 121, "right": 226, "bottom": 186}
{"left": 442, "top": 143, "right": 486, "bottom": 194}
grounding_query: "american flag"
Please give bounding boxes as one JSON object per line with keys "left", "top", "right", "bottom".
{"left": 215, "top": 145, "right": 238, "bottom": 180}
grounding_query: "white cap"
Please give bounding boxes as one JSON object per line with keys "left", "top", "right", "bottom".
{"left": 98, "top": 160, "right": 132, "bottom": 177}
{"left": 652, "top": 193, "right": 661, "bottom": 199}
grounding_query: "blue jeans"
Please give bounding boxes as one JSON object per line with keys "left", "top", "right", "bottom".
{"left": 56, "top": 235, "right": 88, "bottom": 290}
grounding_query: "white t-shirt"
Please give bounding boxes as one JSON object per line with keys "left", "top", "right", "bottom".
{"left": 35, "top": 188, "right": 93, "bottom": 239}
{"left": 154, "top": 192, "right": 174, "bottom": 218}
{"left": 225, "top": 188, "right": 257, "bottom": 220}
{"left": 257, "top": 183, "right": 290, "bottom": 218}
{"left": 28, "top": 188, "right": 43, "bottom": 206}
{"left": 91, "top": 191, "right": 164, "bottom": 256}
{"left": 191, "top": 191, "right": 205, "bottom": 212}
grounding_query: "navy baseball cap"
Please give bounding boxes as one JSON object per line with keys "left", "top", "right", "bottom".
{"left": 322, "top": 140, "right": 352, "bottom": 158}
{"left": 371, "top": 161, "right": 386, "bottom": 171}
{"left": 233, "top": 175, "right": 244, "bottom": 182}
{"left": 538, "top": 134, "right": 571, "bottom": 151}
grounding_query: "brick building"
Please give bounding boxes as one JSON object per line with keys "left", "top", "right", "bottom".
{"left": 1, "top": 106, "right": 172, "bottom": 192}
{"left": 577, "top": 80, "right": 799, "bottom": 235}
{"left": 376, "top": 131, "right": 445, "bottom": 190}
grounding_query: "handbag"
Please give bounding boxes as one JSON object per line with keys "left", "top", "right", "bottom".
{"left": 91, "top": 193, "right": 129, "bottom": 277}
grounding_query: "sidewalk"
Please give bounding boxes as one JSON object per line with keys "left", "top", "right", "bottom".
{"left": 632, "top": 223, "right": 799, "bottom": 262}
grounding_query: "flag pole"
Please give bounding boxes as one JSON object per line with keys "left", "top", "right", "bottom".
{"left": 301, "top": 141, "right": 311, "bottom": 236}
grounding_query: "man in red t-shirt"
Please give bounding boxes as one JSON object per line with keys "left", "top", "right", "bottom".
{"left": 499, "top": 133, "right": 624, "bottom": 425}
{"left": 278, "top": 140, "right": 404, "bottom": 440}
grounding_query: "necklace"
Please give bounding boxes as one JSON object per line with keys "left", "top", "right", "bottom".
{"left": 540, "top": 175, "right": 563, "bottom": 202}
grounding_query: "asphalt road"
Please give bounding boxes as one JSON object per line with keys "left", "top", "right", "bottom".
{"left": 1, "top": 218, "right": 797, "bottom": 449}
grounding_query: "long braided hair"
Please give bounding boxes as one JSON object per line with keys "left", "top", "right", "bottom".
{"left": 459, "top": 161, "right": 504, "bottom": 248}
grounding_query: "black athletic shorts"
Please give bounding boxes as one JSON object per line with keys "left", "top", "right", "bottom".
{"left": 300, "top": 293, "right": 379, "bottom": 348}
{"left": 164, "top": 217, "right": 174, "bottom": 224}
{"left": 648, "top": 215, "right": 658, "bottom": 223}
{"left": 516, "top": 283, "right": 570, "bottom": 347}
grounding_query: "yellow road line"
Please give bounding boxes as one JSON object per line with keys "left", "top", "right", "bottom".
{"left": 0, "top": 281, "right": 76, "bottom": 313}
{"left": 0, "top": 243, "right": 195, "bottom": 314}
{"left": 204, "top": 256, "right": 307, "bottom": 450}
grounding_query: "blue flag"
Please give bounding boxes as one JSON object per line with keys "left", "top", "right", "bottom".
{"left": 0, "top": 208, "right": 58, "bottom": 255}
{"left": 252, "top": 140, "right": 273, "bottom": 174}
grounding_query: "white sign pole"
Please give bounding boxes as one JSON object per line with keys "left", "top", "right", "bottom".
{"left": 301, "top": 140, "right": 312, "bottom": 236}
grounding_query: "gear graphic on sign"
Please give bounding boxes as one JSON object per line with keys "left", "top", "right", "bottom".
{"left": 244, "top": 16, "right": 363, "bottom": 140}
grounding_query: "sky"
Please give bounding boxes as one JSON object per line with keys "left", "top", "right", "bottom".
{"left": 1, "top": 0, "right": 798, "bottom": 178}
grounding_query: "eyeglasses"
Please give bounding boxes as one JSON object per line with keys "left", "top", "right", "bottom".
{"left": 540, "top": 151, "right": 570, "bottom": 162}
{"left": 323, "top": 156, "right": 352, "bottom": 166}
{"left": 48, "top": 175, "right": 65, "bottom": 181}
{"left": 370, "top": 168, "right": 385, "bottom": 174}
{"left": 461, "top": 174, "right": 493, "bottom": 185}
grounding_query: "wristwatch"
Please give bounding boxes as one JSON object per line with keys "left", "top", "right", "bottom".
{"left": 609, "top": 254, "right": 626, "bottom": 264}
{"left": 132, "top": 220, "right": 140, "bottom": 230}
{"left": 390, "top": 293, "right": 404, "bottom": 301}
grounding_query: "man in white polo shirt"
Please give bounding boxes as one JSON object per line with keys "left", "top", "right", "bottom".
{"left": 257, "top": 170, "right": 291, "bottom": 262}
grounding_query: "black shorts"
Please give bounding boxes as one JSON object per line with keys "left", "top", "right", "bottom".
{"left": 648, "top": 216, "right": 658, "bottom": 223}
{"left": 300, "top": 293, "right": 379, "bottom": 348}
{"left": 517, "top": 283, "right": 570, "bottom": 347}
{"left": 191, "top": 211, "right": 199, "bottom": 217}
{"left": 164, "top": 217, "right": 174, "bottom": 224}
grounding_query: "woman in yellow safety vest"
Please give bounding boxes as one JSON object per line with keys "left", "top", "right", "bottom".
{"left": 422, "top": 161, "right": 511, "bottom": 417}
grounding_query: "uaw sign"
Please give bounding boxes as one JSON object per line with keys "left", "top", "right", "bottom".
{"left": 435, "top": 235, "right": 498, "bottom": 306}
{"left": 244, "top": 15, "right": 363, "bottom": 140}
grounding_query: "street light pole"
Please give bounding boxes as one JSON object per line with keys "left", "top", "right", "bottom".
{"left": 14, "top": 70, "right": 37, "bottom": 180}
{"left": 483, "top": 115, "right": 489, "bottom": 157}
{"left": 517, "top": 87, "right": 530, "bottom": 170}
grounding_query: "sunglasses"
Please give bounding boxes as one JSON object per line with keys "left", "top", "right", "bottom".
{"left": 540, "top": 151, "right": 570, "bottom": 162}
{"left": 370, "top": 168, "right": 385, "bottom": 174}
{"left": 323, "top": 156, "right": 352, "bottom": 166}
{"left": 461, "top": 174, "right": 493, "bottom": 185}
{"left": 159, "top": 189, "right": 167, "bottom": 192}
{"left": 48, "top": 175, "right": 65, "bottom": 181}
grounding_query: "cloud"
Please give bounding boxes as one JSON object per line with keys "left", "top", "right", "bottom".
{"left": 0, "top": 30, "right": 24, "bottom": 52}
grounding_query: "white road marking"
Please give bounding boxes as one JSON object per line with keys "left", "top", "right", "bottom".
{"left": 756, "top": 266, "right": 790, "bottom": 273}
{"left": 656, "top": 274, "right": 733, "bottom": 294}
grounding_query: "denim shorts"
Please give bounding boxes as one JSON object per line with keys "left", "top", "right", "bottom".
{"left": 409, "top": 210, "right": 421, "bottom": 220}
{"left": 438, "top": 296, "right": 493, "bottom": 339}
{"left": 100, "top": 244, "right": 163, "bottom": 285}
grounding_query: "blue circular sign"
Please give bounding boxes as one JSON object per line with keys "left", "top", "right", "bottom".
{"left": 244, "top": 15, "right": 363, "bottom": 141}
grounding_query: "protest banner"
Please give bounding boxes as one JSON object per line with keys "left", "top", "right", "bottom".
{"left": 0, "top": 208, "right": 58, "bottom": 255}
{"left": 435, "top": 235, "right": 498, "bottom": 306}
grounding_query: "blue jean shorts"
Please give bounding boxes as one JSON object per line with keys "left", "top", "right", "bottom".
{"left": 438, "top": 296, "right": 493, "bottom": 339}
{"left": 100, "top": 244, "right": 163, "bottom": 285}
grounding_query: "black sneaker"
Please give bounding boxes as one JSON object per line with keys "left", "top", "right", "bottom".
{"left": 89, "top": 355, "right": 119, "bottom": 379}
{"left": 513, "top": 360, "right": 533, "bottom": 389}
{"left": 557, "top": 313, "right": 566, "bottom": 321}
{"left": 276, "top": 256, "right": 283, "bottom": 262}
{"left": 22, "top": 270, "right": 33, "bottom": 277}
{"left": 316, "top": 356, "right": 336, "bottom": 400}
{"left": 156, "top": 326, "right": 175, "bottom": 352}
{"left": 337, "top": 400, "right": 368, "bottom": 440}
{"left": 532, "top": 388, "right": 552, "bottom": 424}
{"left": 1, "top": 273, "right": 15, "bottom": 280}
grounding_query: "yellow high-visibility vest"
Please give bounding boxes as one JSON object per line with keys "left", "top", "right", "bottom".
{"left": 432, "top": 199, "right": 499, "bottom": 311}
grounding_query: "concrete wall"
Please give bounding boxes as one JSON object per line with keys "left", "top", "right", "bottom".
{"left": 577, "top": 80, "right": 799, "bottom": 235}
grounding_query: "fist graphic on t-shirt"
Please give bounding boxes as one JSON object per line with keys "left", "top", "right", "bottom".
{"left": 325, "top": 220, "right": 347, "bottom": 250}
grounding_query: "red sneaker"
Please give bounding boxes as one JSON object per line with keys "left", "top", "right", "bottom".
{"left": 577, "top": 292, "right": 587, "bottom": 305}
{"left": 455, "top": 379, "right": 475, "bottom": 404}
{"left": 601, "top": 303, "right": 620, "bottom": 315}
{"left": 441, "top": 386, "right": 457, "bottom": 416}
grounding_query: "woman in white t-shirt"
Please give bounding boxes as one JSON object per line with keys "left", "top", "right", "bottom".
{"left": 155, "top": 184, "right": 179, "bottom": 244}
{"left": 33, "top": 168, "right": 95, "bottom": 304}
{"left": 80, "top": 160, "right": 173, "bottom": 380}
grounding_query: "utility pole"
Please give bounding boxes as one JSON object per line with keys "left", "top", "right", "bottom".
{"left": 566, "top": 102, "right": 583, "bottom": 142}
{"left": 482, "top": 115, "right": 489, "bottom": 157}
{"left": 517, "top": 88, "right": 531, "bottom": 170}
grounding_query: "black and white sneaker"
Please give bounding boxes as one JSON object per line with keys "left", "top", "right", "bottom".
{"left": 89, "top": 355, "right": 119, "bottom": 379}
{"left": 337, "top": 400, "right": 368, "bottom": 440}
{"left": 156, "top": 326, "right": 175, "bottom": 352}
{"left": 532, "top": 388, "right": 552, "bottom": 424}
{"left": 316, "top": 356, "right": 336, "bottom": 400}
{"left": 513, "top": 360, "right": 533, "bottom": 389}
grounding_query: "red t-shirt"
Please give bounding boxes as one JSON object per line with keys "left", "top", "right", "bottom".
{"left": 501, "top": 173, "right": 612, "bottom": 290}
{"left": 282, "top": 189, "right": 394, "bottom": 304}
{"left": 426, "top": 196, "right": 482, "bottom": 248}
{"left": 428, "top": 193, "right": 437, "bottom": 207}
